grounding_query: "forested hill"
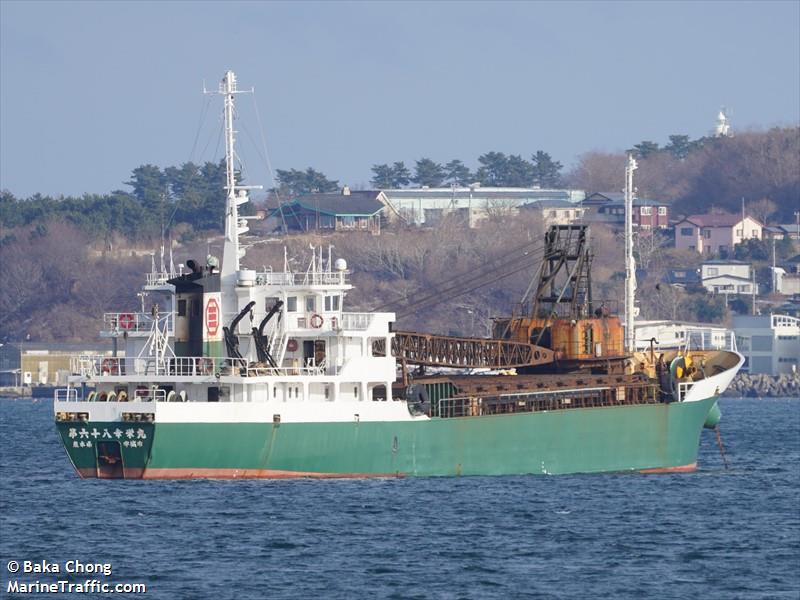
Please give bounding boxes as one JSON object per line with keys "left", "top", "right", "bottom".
{"left": 0, "top": 160, "right": 238, "bottom": 243}
{"left": 2, "top": 127, "right": 798, "bottom": 243}
{"left": 569, "top": 127, "right": 800, "bottom": 222}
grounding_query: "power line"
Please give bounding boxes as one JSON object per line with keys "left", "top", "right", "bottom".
{"left": 384, "top": 242, "right": 546, "bottom": 317}
{"left": 377, "top": 237, "right": 546, "bottom": 312}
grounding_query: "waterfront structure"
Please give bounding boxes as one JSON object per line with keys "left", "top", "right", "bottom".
{"left": 673, "top": 213, "right": 762, "bottom": 255}
{"left": 380, "top": 186, "right": 585, "bottom": 228}
{"left": 634, "top": 321, "right": 735, "bottom": 352}
{"left": 733, "top": 314, "right": 800, "bottom": 375}
{"left": 0, "top": 342, "right": 115, "bottom": 387}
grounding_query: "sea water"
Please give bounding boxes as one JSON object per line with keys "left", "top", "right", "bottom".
{"left": 0, "top": 398, "right": 797, "bottom": 599}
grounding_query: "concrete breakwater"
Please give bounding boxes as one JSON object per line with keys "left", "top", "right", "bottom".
{"left": 726, "top": 373, "right": 800, "bottom": 398}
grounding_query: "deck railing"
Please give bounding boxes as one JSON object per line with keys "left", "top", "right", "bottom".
{"left": 103, "top": 312, "right": 174, "bottom": 335}
{"left": 55, "top": 388, "right": 82, "bottom": 402}
{"left": 291, "top": 312, "right": 373, "bottom": 332}
{"left": 258, "top": 271, "right": 348, "bottom": 286}
{"left": 72, "top": 355, "right": 335, "bottom": 378}
{"left": 437, "top": 384, "right": 660, "bottom": 418}
{"left": 338, "top": 312, "right": 373, "bottom": 330}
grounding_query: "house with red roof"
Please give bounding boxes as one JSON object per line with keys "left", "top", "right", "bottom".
{"left": 673, "top": 213, "right": 763, "bottom": 255}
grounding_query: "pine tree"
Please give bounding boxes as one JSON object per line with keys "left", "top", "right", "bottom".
{"left": 412, "top": 158, "right": 446, "bottom": 187}
{"left": 444, "top": 160, "right": 472, "bottom": 185}
{"left": 530, "top": 151, "right": 563, "bottom": 187}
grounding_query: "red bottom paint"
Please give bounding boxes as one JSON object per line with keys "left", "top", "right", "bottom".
{"left": 640, "top": 462, "right": 697, "bottom": 474}
{"left": 77, "top": 467, "right": 404, "bottom": 479}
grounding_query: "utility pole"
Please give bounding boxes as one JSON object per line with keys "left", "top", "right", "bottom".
{"left": 624, "top": 154, "right": 638, "bottom": 353}
{"left": 772, "top": 238, "right": 777, "bottom": 294}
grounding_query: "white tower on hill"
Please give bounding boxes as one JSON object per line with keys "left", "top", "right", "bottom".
{"left": 714, "top": 108, "right": 733, "bottom": 137}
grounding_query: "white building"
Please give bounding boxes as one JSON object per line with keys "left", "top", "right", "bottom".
{"left": 634, "top": 320, "right": 735, "bottom": 352}
{"left": 733, "top": 314, "right": 800, "bottom": 375}
{"left": 381, "top": 186, "right": 585, "bottom": 227}
{"left": 701, "top": 260, "right": 757, "bottom": 295}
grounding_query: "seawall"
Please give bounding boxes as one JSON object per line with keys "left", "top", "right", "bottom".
{"left": 726, "top": 373, "right": 800, "bottom": 398}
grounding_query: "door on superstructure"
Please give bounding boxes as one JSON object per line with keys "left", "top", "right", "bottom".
{"left": 302, "top": 340, "right": 327, "bottom": 368}
{"left": 303, "top": 340, "right": 315, "bottom": 367}
{"left": 314, "top": 340, "right": 326, "bottom": 369}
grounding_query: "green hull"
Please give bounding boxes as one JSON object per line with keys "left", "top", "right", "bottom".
{"left": 56, "top": 397, "right": 717, "bottom": 478}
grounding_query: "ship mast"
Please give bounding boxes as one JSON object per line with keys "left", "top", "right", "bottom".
{"left": 219, "top": 71, "right": 252, "bottom": 276}
{"left": 624, "top": 154, "right": 637, "bottom": 353}
{"left": 207, "top": 71, "right": 261, "bottom": 316}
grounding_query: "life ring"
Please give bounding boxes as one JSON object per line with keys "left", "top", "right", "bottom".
{"left": 101, "top": 358, "right": 118, "bottom": 375}
{"left": 310, "top": 313, "right": 324, "bottom": 329}
{"left": 117, "top": 390, "right": 128, "bottom": 402}
{"left": 286, "top": 339, "right": 299, "bottom": 352}
{"left": 119, "top": 313, "right": 134, "bottom": 330}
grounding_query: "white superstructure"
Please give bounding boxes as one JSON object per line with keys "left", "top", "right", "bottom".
{"left": 56, "top": 70, "right": 410, "bottom": 423}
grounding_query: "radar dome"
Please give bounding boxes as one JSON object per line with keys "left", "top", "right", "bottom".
{"left": 334, "top": 258, "right": 347, "bottom": 271}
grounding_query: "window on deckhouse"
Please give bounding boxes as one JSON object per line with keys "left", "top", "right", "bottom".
{"left": 324, "top": 295, "right": 340, "bottom": 311}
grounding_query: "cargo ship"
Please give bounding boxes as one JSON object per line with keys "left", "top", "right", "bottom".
{"left": 53, "top": 71, "right": 742, "bottom": 478}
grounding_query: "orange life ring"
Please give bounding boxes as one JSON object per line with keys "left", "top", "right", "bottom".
{"left": 119, "top": 313, "right": 134, "bottom": 330}
{"left": 286, "top": 339, "right": 299, "bottom": 352}
{"left": 310, "top": 313, "right": 324, "bottom": 329}
{"left": 101, "top": 358, "right": 118, "bottom": 375}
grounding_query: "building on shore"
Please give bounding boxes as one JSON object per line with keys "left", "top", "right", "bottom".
{"left": 0, "top": 342, "right": 116, "bottom": 387}
{"left": 633, "top": 320, "right": 735, "bottom": 352}
{"left": 673, "top": 213, "right": 763, "bottom": 255}
{"left": 733, "top": 314, "right": 799, "bottom": 375}
{"left": 380, "top": 186, "right": 585, "bottom": 228}
{"left": 700, "top": 260, "right": 757, "bottom": 295}
{"left": 268, "top": 188, "right": 386, "bottom": 235}
{"left": 581, "top": 192, "right": 670, "bottom": 231}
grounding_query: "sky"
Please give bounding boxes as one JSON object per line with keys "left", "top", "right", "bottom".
{"left": 1, "top": 0, "right": 798, "bottom": 198}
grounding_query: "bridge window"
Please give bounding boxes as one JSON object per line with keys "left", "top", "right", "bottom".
{"left": 324, "top": 295, "right": 340, "bottom": 311}
{"left": 306, "top": 296, "right": 316, "bottom": 312}
{"left": 178, "top": 299, "right": 187, "bottom": 317}
{"left": 286, "top": 296, "right": 297, "bottom": 312}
